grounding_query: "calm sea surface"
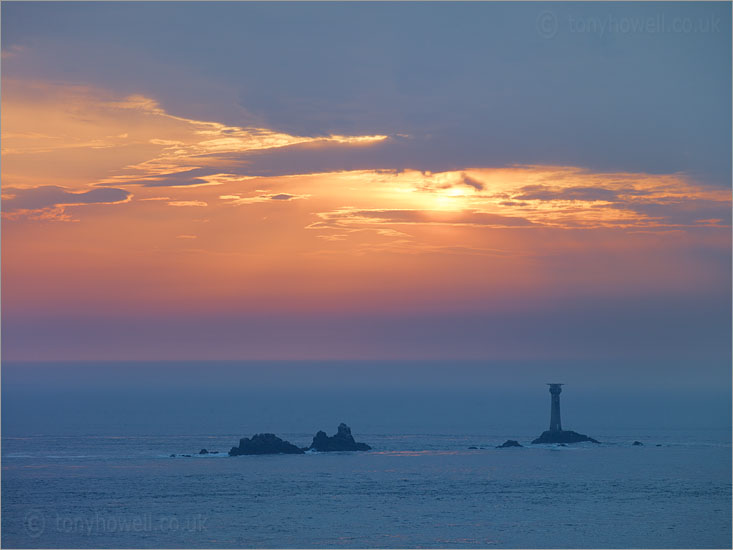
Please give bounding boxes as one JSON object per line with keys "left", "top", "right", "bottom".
{"left": 2, "top": 362, "right": 731, "bottom": 548}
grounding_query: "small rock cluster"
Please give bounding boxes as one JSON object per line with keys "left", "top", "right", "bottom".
{"left": 227, "top": 423, "right": 371, "bottom": 456}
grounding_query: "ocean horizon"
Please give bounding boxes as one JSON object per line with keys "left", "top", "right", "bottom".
{"left": 2, "top": 361, "right": 731, "bottom": 548}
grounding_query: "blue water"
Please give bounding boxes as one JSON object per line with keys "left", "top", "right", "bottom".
{"left": 2, "top": 362, "right": 731, "bottom": 548}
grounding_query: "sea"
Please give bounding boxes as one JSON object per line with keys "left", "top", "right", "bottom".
{"left": 2, "top": 361, "right": 731, "bottom": 549}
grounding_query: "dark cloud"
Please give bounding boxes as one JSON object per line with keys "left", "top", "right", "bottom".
{"left": 515, "top": 185, "right": 620, "bottom": 202}
{"left": 4, "top": 3, "right": 729, "bottom": 186}
{"left": 623, "top": 199, "right": 732, "bottom": 227}
{"left": 3, "top": 186, "right": 131, "bottom": 211}
{"left": 198, "top": 137, "right": 405, "bottom": 179}
{"left": 119, "top": 167, "right": 220, "bottom": 187}
{"left": 461, "top": 175, "right": 485, "bottom": 191}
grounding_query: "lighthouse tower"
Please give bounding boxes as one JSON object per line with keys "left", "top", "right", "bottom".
{"left": 547, "top": 383, "right": 563, "bottom": 432}
{"left": 532, "top": 383, "right": 598, "bottom": 444}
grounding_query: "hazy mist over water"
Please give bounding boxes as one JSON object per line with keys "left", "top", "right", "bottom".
{"left": 3, "top": 360, "right": 730, "bottom": 436}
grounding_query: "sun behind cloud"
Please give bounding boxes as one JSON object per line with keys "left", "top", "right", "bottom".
{"left": 1, "top": 79, "right": 730, "bottom": 326}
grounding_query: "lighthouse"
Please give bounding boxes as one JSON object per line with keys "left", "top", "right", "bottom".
{"left": 531, "top": 383, "right": 600, "bottom": 444}
{"left": 547, "top": 383, "right": 563, "bottom": 432}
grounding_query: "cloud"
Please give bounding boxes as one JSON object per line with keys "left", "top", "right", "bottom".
{"left": 461, "top": 174, "right": 485, "bottom": 191}
{"left": 143, "top": 177, "right": 210, "bottom": 187}
{"left": 115, "top": 168, "right": 224, "bottom": 188}
{"left": 315, "top": 208, "right": 535, "bottom": 229}
{"left": 2, "top": 80, "right": 389, "bottom": 192}
{"left": 515, "top": 185, "right": 621, "bottom": 202}
{"left": 624, "top": 199, "right": 732, "bottom": 227}
{"left": 292, "top": 167, "right": 732, "bottom": 238}
{"left": 5, "top": 4, "right": 731, "bottom": 190}
{"left": 2, "top": 185, "right": 131, "bottom": 212}
{"left": 88, "top": 90, "right": 388, "bottom": 188}
{"left": 219, "top": 192, "right": 309, "bottom": 205}
{"left": 471, "top": 169, "right": 718, "bottom": 229}
{"left": 167, "top": 200, "right": 208, "bottom": 207}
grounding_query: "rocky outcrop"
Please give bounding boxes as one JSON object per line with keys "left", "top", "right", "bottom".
{"left": 531, "top": 430, "right": 599, "bottom": 444}
{"left": 229, "top": 433, "right": 305, "bottom": 456}
{"left": 632, "top": 441, "right": 643, "bottom": 446}
{"left": 309, "top": 423, "right": 371, "bottom": 452}
{"left": 497, "top": 439, "right": 523, "bottom": 448}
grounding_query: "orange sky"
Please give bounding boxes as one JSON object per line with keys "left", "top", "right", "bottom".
{"left": 2, "top": 78, "right": 730, "bottom": 360}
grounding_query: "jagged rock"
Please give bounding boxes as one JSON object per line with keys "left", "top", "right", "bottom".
{"left": 531, "top": 430, "right": 599, "bottom": 444}
{"left": 497, "top": 439, "right": 523, "bottom": 448}
{"left": 632, "top": 441, "right": 643, "bottom": 446}
{"left": 229, "top": 433, "right": 305, "bottom": 456}
{"left": 199, "top": 449, "right": 209, "bottom": 454}
{"left": 309, "top": 423, "right": 371, "bottom": 452}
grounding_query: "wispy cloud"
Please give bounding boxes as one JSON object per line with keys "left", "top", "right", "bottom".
{"left": 219, "top": 192, "right": 310, "bottom": 205}
{"left": 1, "top": 80, "right": 389, "bottom": 192}
{"left": 303, "top": 167, "right": 730, "bottom": 242}
{"left": 312, "top": 208, "right": 535, "bottom": 230}
{"left": 167, "top": 200, "right": 208, "bottom": 207}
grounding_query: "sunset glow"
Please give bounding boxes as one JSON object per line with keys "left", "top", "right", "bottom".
{"left": 2, "top": 3, "right": 730, "bottom": 362}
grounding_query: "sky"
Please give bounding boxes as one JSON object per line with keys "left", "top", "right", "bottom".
{"left": 1, "top": 2, "right": 731, "bottom": 383}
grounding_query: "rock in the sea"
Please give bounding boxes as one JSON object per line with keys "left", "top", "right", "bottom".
{"left": 199, "top": 449, "right": 209, "bottom": 455}
{"left": 497, "top": 439, "right": 523, "bottom": 448}
{"left": 468, "top": 446, "right": 478, "bottom": 449}
{"left": 229, "top": 433, "right": 305, "bottom": 456}
{"left": 309, "top": 423, "right": 371, "bottom": 452}
{"left": 531, "top": 430, "right": 599, "bottom": 444}
{"left": 632, "top": 441, "right": 643, "bottom": 446}
{"left": 169, "top": 454, "right": 176, "bottom": 457}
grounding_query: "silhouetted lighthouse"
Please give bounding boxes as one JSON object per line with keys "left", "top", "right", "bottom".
{"left": 548, "top": 383, "right": 563, "bottom": 432}
{"left": 532, "top": 383, "right": 599, "bottom": 444}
